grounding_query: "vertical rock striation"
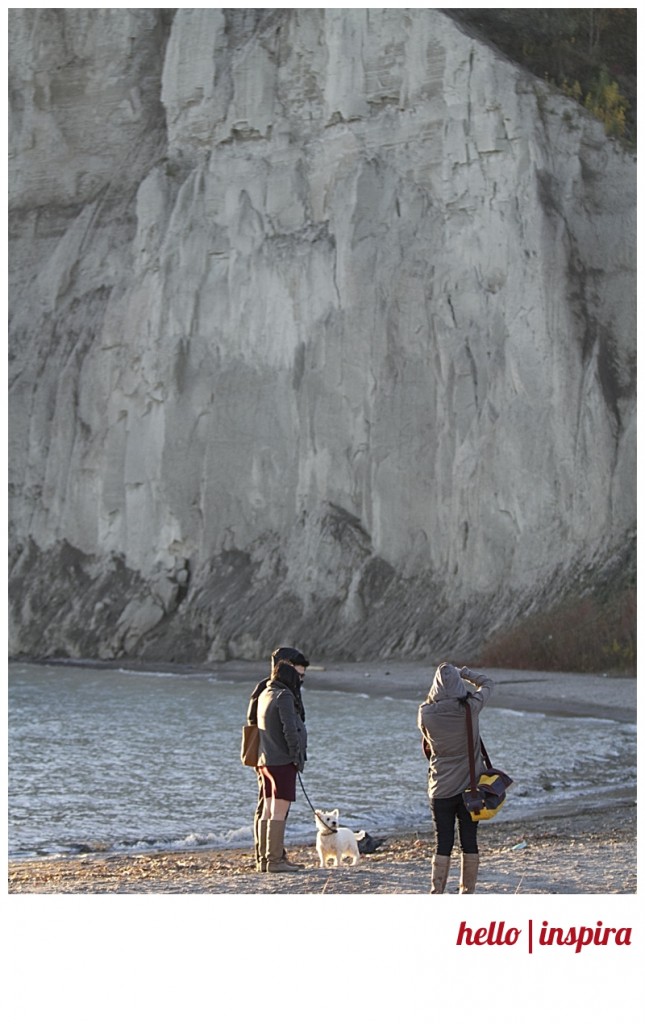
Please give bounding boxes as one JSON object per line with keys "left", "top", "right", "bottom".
{"left": 9, "top": 9, "right": 636, "bottom": 661}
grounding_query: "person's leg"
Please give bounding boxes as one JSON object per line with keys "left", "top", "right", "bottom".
{"left": 265, "top": 766, "right": 302, "bottom": 872}
{"left": 254, "top": 770, "right": 265, "bottom": 868}
{"left": 266, "top": 801, "right": 298, "bottom": 872}
{"left": 431, "top": 796, "right": 457, "bottom": 856}
{"left": 256, "top": 769, "right": 275, "bottom": 871}
{"left": 269, "top": 797, "right": 290, "bottom": 820}
{"left": 456, "top": 800, "right": 480, "bottom": 893}
{"left": 259, "top": 776, "right": 292, "bottom": 859}
{"left": 429, "top": 797, "right": 457, "bottom": 893}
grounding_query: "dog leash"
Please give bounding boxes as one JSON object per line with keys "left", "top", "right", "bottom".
{"left": 297, "top": 771, "right": 338, "bottom": 833}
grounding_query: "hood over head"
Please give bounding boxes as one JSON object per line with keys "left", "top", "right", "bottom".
{"left": 427, "top": 663, "right": 468, "bottom": 703}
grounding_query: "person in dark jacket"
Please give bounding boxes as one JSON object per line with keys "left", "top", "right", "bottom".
{"left": 245, "top": 646, "right": 309, "bottom": 872}
{"left": 418, "top": 663, "right": 495, "bottom": 894}
{"left": 256, "top": 658, "right": 308, "bottom": 872}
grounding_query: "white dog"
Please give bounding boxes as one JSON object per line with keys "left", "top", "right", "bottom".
{"left": 315, "top": 809, "right": 366, "bottom": 868}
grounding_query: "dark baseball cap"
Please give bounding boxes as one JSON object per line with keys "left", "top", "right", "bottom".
{"left": 271, "top": 646, "right": 310, "bottom": 668}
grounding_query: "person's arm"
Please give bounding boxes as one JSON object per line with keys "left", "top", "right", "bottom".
{"left": 460, "top": 667, "right": 495, "bottom": 708}
{"left": 246, "top": 696, "right": 258, "bottom": 726}
{"left": 276, "top": 692, "right": 303, "bottom": 764}
{"left": 418, "top": 703, "right": 432, "bottom": 759}
{"left": 247, "top": 678, "right": 268, "bottom": 724}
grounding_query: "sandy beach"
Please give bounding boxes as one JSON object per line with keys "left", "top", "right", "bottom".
{"left": 8, "top": 799, "right": 636, "bottom": 895}
{"left": 8, "top": 661, "right": 637, "bottom": 895}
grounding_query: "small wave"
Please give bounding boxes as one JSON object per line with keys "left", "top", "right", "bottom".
{"left": 115, "top": 667, "right": 185, "bottom": 680}
{"left": 314, "top": 688, "right": 371, "bottom": 699}
{"left": 223, "top": 825, "right": 253, "bottom": 845}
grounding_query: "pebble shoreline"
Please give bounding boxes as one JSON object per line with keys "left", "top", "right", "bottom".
{"left": 9, "top": 798, "right": 636, "bottom": 895}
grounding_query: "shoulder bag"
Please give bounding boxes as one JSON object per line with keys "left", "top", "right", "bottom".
{"left": 240, "top": 723, "right": 260, "bottom": 766}
{"left": 462, "top": 699, "right": 513, "bottom": 821}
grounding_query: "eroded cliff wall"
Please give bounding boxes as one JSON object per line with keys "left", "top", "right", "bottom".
{"left": 8, "top": 8, "right": 636, "bottom": 662}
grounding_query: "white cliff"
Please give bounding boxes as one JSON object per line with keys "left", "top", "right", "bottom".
{"left": 8, "top": 9, "right": 636, "bottom": 662}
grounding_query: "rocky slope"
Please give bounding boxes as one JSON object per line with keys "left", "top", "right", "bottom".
{"left": 8, "top": 9, "right": 636, "bottom": 662}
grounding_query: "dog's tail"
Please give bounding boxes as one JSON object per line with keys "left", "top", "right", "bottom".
{"left": 354, "top": 830, "right": 366, "bottom": 841}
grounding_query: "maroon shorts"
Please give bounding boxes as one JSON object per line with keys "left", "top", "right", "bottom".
{"left": 259, "top": 764, "right": 298, "bottom": 802}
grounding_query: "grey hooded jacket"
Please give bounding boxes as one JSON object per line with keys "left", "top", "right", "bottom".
{"left": 417, "top": 664, "right": 495, "bottom": 799}
{"left": 257, "top": 676, "right": 307, "bottom": 772}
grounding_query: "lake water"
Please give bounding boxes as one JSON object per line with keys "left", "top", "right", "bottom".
{"left": 8, "top": 661, "right": 637, "bottom": 860}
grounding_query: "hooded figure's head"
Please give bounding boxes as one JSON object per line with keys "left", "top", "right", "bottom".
{"left": 427, "top": 662, "right": 468, "bottom": 703}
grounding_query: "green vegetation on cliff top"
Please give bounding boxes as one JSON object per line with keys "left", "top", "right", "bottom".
{"left": 450, "top": 8, "right": 636, "bottom": 144}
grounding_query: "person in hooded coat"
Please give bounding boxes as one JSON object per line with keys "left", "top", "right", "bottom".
{"left": 256, "top": 658, "right": 309, "bottom": 873}
{"left": 417, "top": 663, "right": 495, "bottom": 894}
{"left": 245, "top": 646, "right": 309, "bottom": 872}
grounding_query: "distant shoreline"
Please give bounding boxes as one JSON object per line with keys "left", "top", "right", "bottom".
{"left": 11, "top": 656, "right": 637, "bottom": 724}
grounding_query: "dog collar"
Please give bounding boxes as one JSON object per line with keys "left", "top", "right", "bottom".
{"left": 316, "top": 813, "right": 338, "bottom": 835}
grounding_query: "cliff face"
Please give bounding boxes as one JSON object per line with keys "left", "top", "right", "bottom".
{"left": 8, "top": 9, "right": 636, "bottom": 662}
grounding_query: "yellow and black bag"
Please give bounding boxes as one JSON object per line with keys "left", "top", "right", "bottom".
{"left": 462, "top": 700, "right": 513, "bottom": 822}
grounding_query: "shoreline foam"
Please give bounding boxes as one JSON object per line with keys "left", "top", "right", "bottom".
{"left": 8, "top": 796, "right": 636, "bottom": 895}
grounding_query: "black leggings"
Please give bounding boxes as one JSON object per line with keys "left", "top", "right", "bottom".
{"left": 431, "top": 793, "right": 479, "bottom": 856}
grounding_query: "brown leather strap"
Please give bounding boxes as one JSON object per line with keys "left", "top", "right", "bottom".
{"left": 464, "top": 698, "right": 494, "bottom": 777}
{"left": 464, "top": 700, "right": 479, "bottom": 794}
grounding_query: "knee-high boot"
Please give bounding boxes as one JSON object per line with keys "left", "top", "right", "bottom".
{"left": 459, "top": 853, "right": 479, "bottom": 893}
{"left": 266, "top": 820, "right": 300, "bottom": 873}
{"left": 430, "top": 854, "right": 451, "bottom": 893}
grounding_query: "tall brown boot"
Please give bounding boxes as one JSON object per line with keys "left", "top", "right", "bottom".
{"left": 430, "top": 854, "right": 451, "bottom": 893}
{"left": 256, "top": 820, "right": 268, "bottom": 872}
{"left": 266, "top": 820, "right": 300, "bottom": 873}
{"left": 459, "top": 853, "right": 479, "bottom": 893}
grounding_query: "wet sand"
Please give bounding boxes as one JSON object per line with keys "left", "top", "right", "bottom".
{"left": 8, "top": 661, "right": 637, "bottom": 895}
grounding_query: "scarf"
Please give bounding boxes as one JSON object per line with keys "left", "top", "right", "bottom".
{"left": 272, "top": 662, "right": 306, "bottom": 722}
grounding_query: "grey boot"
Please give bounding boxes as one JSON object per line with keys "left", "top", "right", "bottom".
{"left": 256, "top": 820, "right": 268, "bottom": 872}
{"left": 430, "top": 854, "right": 451, "bottom": 893}
{"left": 266, "top": 820, "right": 300, "bottom": 873}
{"left": 459, "top": 853, "right": 479, "bottom": 893}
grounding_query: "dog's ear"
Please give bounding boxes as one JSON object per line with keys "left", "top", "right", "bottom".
{"left": 333, "top": 808, "right": 339, "bottom": 817}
